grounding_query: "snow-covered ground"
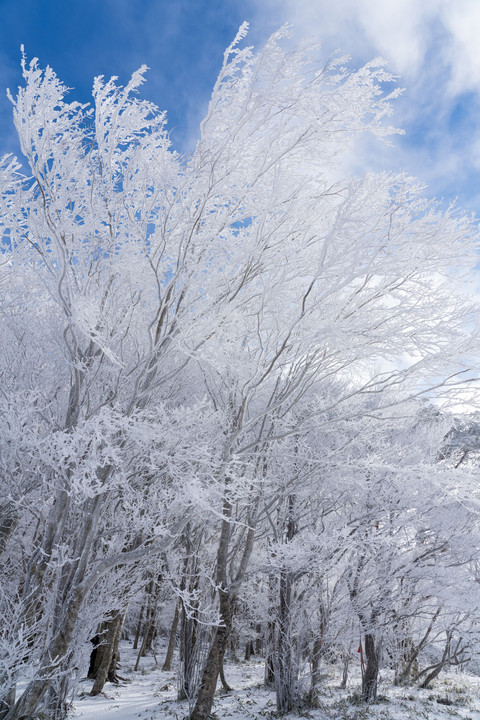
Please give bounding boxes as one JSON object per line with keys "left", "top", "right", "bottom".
{"left": 71, "top": 642, "right": 480, "bottom": 720}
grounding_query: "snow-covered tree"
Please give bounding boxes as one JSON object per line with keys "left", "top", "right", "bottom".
{"left": 1, "top": 25, "right": 479, "bottom": 720}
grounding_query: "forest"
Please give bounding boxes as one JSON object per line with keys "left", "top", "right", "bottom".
{"left": 1, "top": 25, "right": 480, "bottom": 720}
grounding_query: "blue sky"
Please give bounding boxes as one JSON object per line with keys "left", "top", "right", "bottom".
{"left": 0, "top": 0, "right": 479, "bottom": 215}
{"left": 0, "top": 0, "right": 259, "bottom": 152}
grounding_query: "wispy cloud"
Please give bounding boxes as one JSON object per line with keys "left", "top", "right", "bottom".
{"left": 248, "top": 0, "right": 480, "bottom": 212}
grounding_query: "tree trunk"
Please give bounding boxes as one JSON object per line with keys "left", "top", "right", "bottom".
{"left": 189, "top": 588, "right": 232, "bottom": 720}
{"left": 44, "top": 673, "right": 72, "bottom": 720}
{"left": 274, "top": 494, "right": 298, "bottom": 714}
{"left": 0, "top": 690, "right": 15, "bottom": 720}
{"left": 189, "top": 491, "right": 233, "bottom": 720}
{"left": 0, "top": 502, "right": 18, "bottom": 556}
{"left": 143, "top": 617, "right": 157, "bottom": 655}
{"left": 142, "top": 580, "right": 159, "bottom": 654}
{"left": 133, "top": 604, "right": 145, "bottom": 650}
{"left": 340, "top": 653, "right": 349, "bottom": 689}
{"left": 134, "top": 577, "right": 160, "bottom": 664}
{"left": 90, "top": 611, "right": 125, "bottom": 695}
{"left": 134, "top": 577, "right": 162, "bottom": 670}
{"left": 178, "top": 596, "right": 198, "bottom": 700}
{"left": 5, "top": 583, "right": 88, "bottom": 720}
{"left": 394, "top": 609, "right": 441, "bottom": 687}
{"left": 230, "top": 631, "right": 240, "bottom": 662}
{"left": 189, "top": 630, "right": 221, "bottom": 720}
{"left": 162, "top": 601, "right": 179, "bottom": 671}
{"left": 188, "top": 470, "right": 258, "bottom": 719}
{"left": 308, "top": 637, "right": 323, "bottom": 705}
{"left": 394, "top": 636, "right": 418, "bottom": 686}
{"left": 264, "top": 617, "right": 275, "bottom": 687}
{"left": 5, "top": 488, "right": 108, "bottom": 720}
{"left": 275, "top": 567, "right": 296, "bottom": 714}
{"left": 88, "top": 634, "right": 101, "bottom": 679}
{"left": 255, "top": 623, "right": 263, "bottom": 656}
{"left": 309, "top": 605, "right": 327, "bottom": 704}
{"left": 219, "top": 647, "right": 232, "bottom": 692}
{"left": 244, "top": 640, "right": 255, "bottom": 661}
{"left": 419, "top": 631, "right": 453, "bottom": 688}
{"left": 362, "top": 633, "right": 379, "bottom": 703}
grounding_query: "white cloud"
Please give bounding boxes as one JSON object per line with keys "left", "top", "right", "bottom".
{"left": 442, "top": 0, "right": 480, "bottom": 94}
{"left": 248, "top": 0, "right": 480, "bottom": 212}
{"left": 252, "top": 0, "right": 480, "bottom": 92}
{"left": 349, "top": 0, "right": 434, "bottom": 77}
{"left": 251, "top": 0, "right": 438, "bottom": 74}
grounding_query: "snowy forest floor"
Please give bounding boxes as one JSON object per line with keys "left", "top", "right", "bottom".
{"left": 70, "top": 642, "right": 480, "bottom": 720}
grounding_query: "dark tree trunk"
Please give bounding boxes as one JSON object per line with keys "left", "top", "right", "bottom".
{"left": 308, "top": 637, "right": 323, "bottom": 705}
{"left": 177, "top": 523, "right": 203, "bottom": 700}
{"left": 134, "top": 577, "right": 162, "bottom": 671}
{"left": 264, "top": 618, "right": 275, "bottom": 687}
{"left": 137, "top": 577, "right": 161, "bottom": 660}
{"left": 178, "top": 594, "right": 199, "bottom": 700}
{"left": 230, "top": 631, "right": 240, "bottom": 662}
{"left": 188, "top": 465, "right": 258, "bottom": 719}
{"left": 244, "top": 640, "right": 255, "bottom": 661}
{"left": 142, "top": 616, "right": 157, "bottom": 656}
{"left": 107, "top": 619, "right": 123, "bottom": 683}
{"left": 362, "top": 633, "right": 379, "bottom": 703}
{"left": 189, "top": 631, "right": 221, "bottom": 720}
{"left": 133, "top": 604, "right": 145, "bottom": 650}
{"left": 275, "top": 567, "right": 296, "bottom": 713}
{"left": 90, "top": 611, "right": 125, "bottom": 695}
{"left": 88, "top": 634, "right": 101, "bottom": 679}
{"left": 162, "top": 601, "right": 179, "bottom": 671}
{"left": 219, "top": 645, "right": 232, "bottom": 692}
{"left": 420, "top": 661, "right": 446, "bottom": 688}
{"left": 419, "top": 631, "right": 456, "bottom": 688}
{"left": 189, "top": 588, "right": 232, "bottom": 719}
{"left": 189, "top": 492, "right": 233, "bottom": 720}
{"left": 255, "top": 623, "right": 263, "bottom": 656}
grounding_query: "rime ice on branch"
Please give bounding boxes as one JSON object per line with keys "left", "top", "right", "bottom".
{"left": 0, "top": 24, "right": 479, "bottom": 720}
